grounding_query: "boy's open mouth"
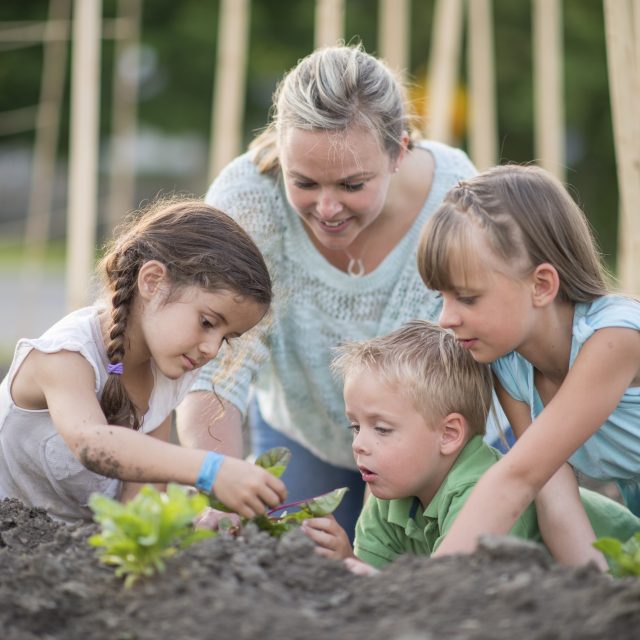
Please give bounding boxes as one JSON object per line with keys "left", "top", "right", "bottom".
{"left": 358, "top": 466, "right": 377, "bottom": 481}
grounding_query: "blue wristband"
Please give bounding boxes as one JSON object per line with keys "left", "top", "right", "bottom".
{"left": 195, "top": 452, "right": 225, "bottom": 492}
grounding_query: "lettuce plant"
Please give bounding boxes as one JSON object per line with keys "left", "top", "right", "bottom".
{"left": 89, "top": 483, "right": 214, "bottom": 588}
{"left": 594, "top": 532, "right": 640, "bottom": 577}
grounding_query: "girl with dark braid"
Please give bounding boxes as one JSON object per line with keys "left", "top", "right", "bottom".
{"left": 0, "top": 199, "right": 286, "bottom": 522}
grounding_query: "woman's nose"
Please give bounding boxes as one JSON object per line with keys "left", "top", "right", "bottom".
{"left": 316, "top": 190, "right": 343, "bottom": 219}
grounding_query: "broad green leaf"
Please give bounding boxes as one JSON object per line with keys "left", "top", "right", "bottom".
{"left": 594, "top": 532, "right": 640, "bottom": 577}
{"left": 255, "top": 447, "right": 291, "bottom": 478}
{"left": 306, "top": 487, "right": 348, "bottom": 516}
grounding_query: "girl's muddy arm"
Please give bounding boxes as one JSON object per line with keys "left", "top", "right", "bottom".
{"left": 118, "top": 415, "right": 173, "bottom": 502}
{"left": 37, "top": 351, "right": 286, "bottom": 517}
{"left": 434, "top": 328, "right": 640, "bottom": 557}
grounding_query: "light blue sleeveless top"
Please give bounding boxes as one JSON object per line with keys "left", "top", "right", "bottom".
{"left": 491, "top": 295, "right": 640, "bottom": 512}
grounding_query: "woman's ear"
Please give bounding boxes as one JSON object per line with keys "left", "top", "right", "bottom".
{"left": 392, "top": 131, "right": 410, "bottom": 172}
{"left": 439, "top": 412, "right": 467, "bottom": 456}
{"left": 531, "top": 263, "right": 560, "bottom": 307}
{"left": 137, "top": 260, "right": 168, "bottom": 301}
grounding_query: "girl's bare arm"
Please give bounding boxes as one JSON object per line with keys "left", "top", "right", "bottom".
{"left": 176, "top": 392, "right": 244, "bottom": 457}
{"left": 32, "top": 350, "right": 286, "bottom": 517}
{"left": 434, "top": 327, "right": 640, "bottom": 557}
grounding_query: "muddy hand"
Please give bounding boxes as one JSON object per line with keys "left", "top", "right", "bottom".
{"left": 212, "top": 457, "right": 287, "bottom": 519}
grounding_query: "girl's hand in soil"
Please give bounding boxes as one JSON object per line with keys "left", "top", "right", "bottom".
{"left": 213, "top": 457, "right": 287, "bottom": 518}
{"left": 344, "top": 557, "right": 379, "bottom": 577}
{"left": 194, "top": 507, "right": 242, "bottom": 532}
{"left": 301, "top": 514, "right": 354, "bottom": 560}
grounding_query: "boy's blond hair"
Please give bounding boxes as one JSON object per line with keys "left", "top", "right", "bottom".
{"left": 332, "top": 320, "right": 493, "bottom": 436}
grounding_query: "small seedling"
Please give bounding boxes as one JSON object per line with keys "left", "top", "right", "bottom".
{"left": 594, "top": 532, "right": 640, "bottom": 578}
{"left": 89, "top": 483, "right": 214, "bottom": 588}
{"left": 210, "top": 447, "right": 348, "bottom": 536}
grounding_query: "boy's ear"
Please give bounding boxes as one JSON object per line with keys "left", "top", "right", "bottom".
{"left": 137, "top": 260, "right": 168, "bottom": 300}
{"left": 531, "top": 262, "right": 560, "bottom": 307}
{"left": 439, "top": 412, "right": 467, "bottom": 456}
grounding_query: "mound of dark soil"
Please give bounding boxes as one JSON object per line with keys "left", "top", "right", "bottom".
{"left": 1, "top": 498, "right": 639, "bottom": 640}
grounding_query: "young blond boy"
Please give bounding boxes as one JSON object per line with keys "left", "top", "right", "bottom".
{"left": 301, "top": 320, "right": 640, "bottom": 573}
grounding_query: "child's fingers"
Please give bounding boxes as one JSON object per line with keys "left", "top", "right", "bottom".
{"left": 194, "top": 507, "right": 241, "bottom": 530}
{"left": 301, "top": 525, "right": 341, "bottom": 558}
{"left": 344, "top": 557, "right": 378, "bottom": 577}
{"left": 303, "top": 516, "right": 335, "bottom": 533}
{"left": 301, "top": 521, "right": 333, "bottom": 546}
{"left": 261, "top": 474, "right": 287, "bottom": 505}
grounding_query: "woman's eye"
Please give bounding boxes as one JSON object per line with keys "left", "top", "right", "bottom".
{"left": 343, "top": 182, "right": 364, "bottom": 192}
{"left": 293, "top": 181, "right": 315, "bottom": 190}
{"left": 348, "top": 423, "right": 360, "bottom": 434}
{"left": 458, "top": 296, "right": 477, "bottom": 305}
{"left": 375, "top": 426, "right": 392, "bottom": 435}
{"left": 201, "top": 317, "right": 214, "bottom": 329}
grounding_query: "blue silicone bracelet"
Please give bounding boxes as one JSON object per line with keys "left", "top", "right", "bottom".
{"left": 195, "top": 451, "right": 225, "bottom": 492}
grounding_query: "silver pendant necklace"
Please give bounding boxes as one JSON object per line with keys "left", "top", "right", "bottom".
{"left": 346, "top": 256, "right": 365, "bottom": 278}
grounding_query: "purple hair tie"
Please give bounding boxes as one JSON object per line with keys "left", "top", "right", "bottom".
{"left": 107, "top": 362, "right": 124, "bottom": 375}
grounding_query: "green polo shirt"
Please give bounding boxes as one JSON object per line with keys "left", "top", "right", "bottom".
{"left": 354, "top": 436, "right": 640, "bottom": 569}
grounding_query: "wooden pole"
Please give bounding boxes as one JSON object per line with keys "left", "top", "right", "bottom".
{"left": 378, "top": 0, "right": 410, "bottom": 77}
{"left": 106, "top": 0, "right": 142, "bottom": 233}
{"left": 21, "top": 0, "right": 71, "bottom": 335}
{"left": 315, "top": 0, "right": 344, "bottom": 49}
{"left": 66, "top": 0, "right": 102, "bottom": 310}
{"left": 533, "top": 0, "right": 565, "bottom": 180}
{"left": 208, "top": 0, "right": 250, "bottom": 182}
{"left": 467, "top": 0, "right": 497, "bottom": 170}
{"left": 603, "top": 0, "right": 640, "bottom": 293}
{"left": 424, "top": 0, "right": 463, "bottom": 143}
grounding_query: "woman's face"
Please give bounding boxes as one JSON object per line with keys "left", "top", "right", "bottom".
{"left": 279, "top": 126, "right": 399, "bottom": 252}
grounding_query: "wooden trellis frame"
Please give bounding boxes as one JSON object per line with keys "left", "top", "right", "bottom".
{"left": 4, "top": 0, "right": 640, "bottom": 318}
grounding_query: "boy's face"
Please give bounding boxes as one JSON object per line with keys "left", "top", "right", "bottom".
{"left": 344, "top": 369, "right": 451, "bottom": 507}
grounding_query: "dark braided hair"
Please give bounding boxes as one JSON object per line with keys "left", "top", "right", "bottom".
{"left": 97, "top": 198, "right": 272, "bottom": 430}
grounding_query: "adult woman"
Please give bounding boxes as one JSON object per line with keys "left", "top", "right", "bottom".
{"left": 177, "top": 44, "right": 477, "bottom": 538}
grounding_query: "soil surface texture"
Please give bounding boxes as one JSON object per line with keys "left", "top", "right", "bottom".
{"left": 1, "top": 497, "right": 639, "bottom": 640}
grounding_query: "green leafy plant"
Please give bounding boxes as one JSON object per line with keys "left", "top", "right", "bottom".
{"left": 89, "top": 483, "right": 214, "bottom": 588}
{"left": 210, "top": 447, "right": 348, "bottom": 537}
{"left": 594, "top": 532, "right": 640, "bottom": 577}
{"left": 252, "top": 486, "right": 349, "bottom": 537}
{"left": 89, "top": 448, "right": 347, "bottom": 587}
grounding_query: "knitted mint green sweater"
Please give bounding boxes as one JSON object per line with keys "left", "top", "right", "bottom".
{"left": 192, "top": 140, "right": 477, "bottom": 468}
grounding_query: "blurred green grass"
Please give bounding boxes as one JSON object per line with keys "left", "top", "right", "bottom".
{"left": 0, "top": 240, "right": 66, "bottom": 270}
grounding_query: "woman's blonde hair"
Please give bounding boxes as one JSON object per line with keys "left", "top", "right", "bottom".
{"left": 417, "top": 164, "right": 610, "bottom": 302}
{"left": 332, "top": 320, "right": 493, "bottom": 436}
{"left": 250, "top": 43, "right": 415, "bottom": 175}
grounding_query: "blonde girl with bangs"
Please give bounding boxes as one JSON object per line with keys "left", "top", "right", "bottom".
{"left": 417, "top": 164, "right": 640, "bottom": 569}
